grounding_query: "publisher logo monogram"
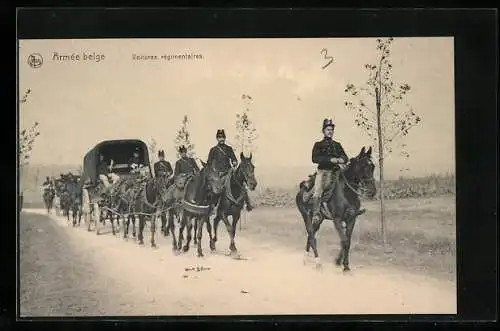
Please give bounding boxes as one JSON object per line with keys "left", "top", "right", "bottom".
{"left": 28, "top": 53, "right": 43, "bottom": 69}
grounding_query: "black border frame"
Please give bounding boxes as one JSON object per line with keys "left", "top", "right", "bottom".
{"left": 9, "top": 7, "right": 498, "bottom": 327}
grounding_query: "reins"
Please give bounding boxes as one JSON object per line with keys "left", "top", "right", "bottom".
{"left": 340, "top": 161, "right": 375, "bottom": 197}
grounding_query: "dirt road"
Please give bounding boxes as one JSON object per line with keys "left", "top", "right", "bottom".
{"left": 20, "top": 209, "right": 456, "bottom": 316}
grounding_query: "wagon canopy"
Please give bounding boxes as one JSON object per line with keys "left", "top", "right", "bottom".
{"left": 81, "top": 139, "right": 152, "bottom": 185}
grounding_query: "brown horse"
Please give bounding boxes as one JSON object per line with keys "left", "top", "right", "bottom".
{"left": 132, "top": 175, "right": 170, "bottom": 248}
{"left": 43, "top": 188, "right": 55, "bottom": 215}
{"left": 296, "top": 146, "right": 377, "bottom": 271}
{"left": 211, "top": 153, "right": 258, "bottom": 258}
{"left": 176, "top": 161, "right": 224, "bottom": 257}
{"left": 159, "top": 173, "right": 189, "bottom": 252}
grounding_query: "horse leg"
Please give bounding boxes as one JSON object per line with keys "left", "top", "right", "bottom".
{"left": 206, "top": 216, "right": 215, "bottom": 252}
{"left": 124, "top": 214, "right": 130, "bottom": 239}
{"left": 196, "top": 216, "right": 204, "bottom": 257}
{"left": 213, "top": 214, "right": 221, "bottom": 243}
{"left": 193, "top": 216, "right": 198, "bottom": 246}
{"left": 161, "top": 212, "right": 168, "bottom": 237}
{"left": 132, "top": 215, "right": 137, "bottom": 238}
{"left": 229, "top": 213, "right": 241, "bottom": 256}
{"left": 183, "top": 216, "right": 193, "bottom": 253}
{"left": 110, "top": 212, "right": 116, "bottom": 236}
{"left": 168, "top": 210, "right": 178, "bottom": 253}
{"left": 218, "top": 213, "right": 235, "bottom": 254}
{"left": 138, "top": 215, "right": 145, "bottom": 245}
{"left": 341, "top": 216, "right": 357, "bottom": 272}
{"left": 151, "top": 214, "right": 157, "bottom": 248}
{"left": 177, "top": 215, "right": 185, "bottom": 251}
{"left": 306, "top": 213, "right": 324, "bottom": 267}
{"left": 333, "top": 218, "right": 348, "bottom": 268}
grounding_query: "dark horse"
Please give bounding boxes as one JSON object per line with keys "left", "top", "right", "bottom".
{"left": 176, "top": 161, "right": 224, "bottom": 257}
{"left": 64, "top": 180, "right": 82, "bottom": 226}
{"left": 43, "top": 187, "right": 55, "bottom": 215}
{"left": 296, "top": 146, "right": 377, "bottom": 272}
{"left": 132, "top": 175, "right": 170, "bottom": 248}
{"left": 211, "top": 153, "right": 258, "bottom": 258}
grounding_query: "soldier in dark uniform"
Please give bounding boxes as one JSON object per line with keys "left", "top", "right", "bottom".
{"left": 128, "top": 147, "right": 143, "bottom": 171}
{"left": 311, "top": 118, "right": 349, "bottom": 223}
{"left": 174, "top": 145, "right": 200, "bottom": 178}
{"left": 97, "top": 154, "right": 109, "bottom": 185}
{"left": 207, "top": 129, "right": 253, "bottom": 211}
{"left": 154, "top": 150, "right": 173, "bottom": 178}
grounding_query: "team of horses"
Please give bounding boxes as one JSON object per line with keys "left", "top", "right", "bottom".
{"left": 42, "top": 146, "right": 377, "bottom": 271}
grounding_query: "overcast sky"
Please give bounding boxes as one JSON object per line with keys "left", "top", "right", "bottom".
{"left": 19, "top": 37, "right": 455, "bottom": 178}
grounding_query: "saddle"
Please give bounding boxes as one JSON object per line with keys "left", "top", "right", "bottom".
{"left": 301, "top": 172, "right": 337, "bottom": 204}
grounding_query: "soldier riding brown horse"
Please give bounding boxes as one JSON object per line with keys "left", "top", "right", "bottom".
{"left": 296, "top": 120, "right": 377, "bottom": 271}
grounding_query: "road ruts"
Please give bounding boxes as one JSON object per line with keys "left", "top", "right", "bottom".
{"left": 20, "top": 212, "right": 135, "bottom": 316}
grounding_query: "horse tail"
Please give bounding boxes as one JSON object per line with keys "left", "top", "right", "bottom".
{"left": 295, "top": 183, "right": 309, "bottom": 218}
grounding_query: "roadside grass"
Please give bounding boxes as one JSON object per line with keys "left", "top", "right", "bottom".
{"left": 238, "top": 196, "right": 456, "bottom": 282}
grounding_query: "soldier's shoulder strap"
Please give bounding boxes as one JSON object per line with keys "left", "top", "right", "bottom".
{"left": 216, "top": 145, "right": 229, "bottom": 157}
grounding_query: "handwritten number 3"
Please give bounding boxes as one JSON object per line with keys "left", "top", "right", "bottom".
{"left": 321, "top": 48, "right": 334, "bottom": 69}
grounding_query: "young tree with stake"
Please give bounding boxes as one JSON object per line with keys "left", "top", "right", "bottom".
{"left": 148, "top": 138, "right": 158, "bottom": 163}
{"left": 174, "top": 115, "right": 196, "bottom": 159}
{"left": 344, "top": 37, "right": 421, "bottom": 248}
{"left": 235, "top": 94, "right": 258, "bottom": 230}
{"left": 19, "top": 89, "right": 41, "bottom": 211}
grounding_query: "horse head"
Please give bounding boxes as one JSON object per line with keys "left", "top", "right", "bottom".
{"left": 346, "top": 146, "right": 377, "bottom": 199}
{"left": 202, "top": 161, "right": 224, "bottom": 195}
{"left": 174, "top": 173, "right": 189, "bottom": 190}
{"left": 237, "top": 152, "right": 257, "bottom": 191}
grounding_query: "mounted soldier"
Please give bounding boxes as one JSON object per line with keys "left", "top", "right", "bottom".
{"left": 41, "top": 176, "right": 54, "bottom": 193}
{"left": 311, "top": 118, "right": 349, "bottom": 224}
{"left": 174, "top": 145, "right": 200, "bottom": 179}
{"left": 207, "top": 129, "right": 253, "bottom": 211}
{"left": 154, "top": 150, "right": 173, "bottom": 181}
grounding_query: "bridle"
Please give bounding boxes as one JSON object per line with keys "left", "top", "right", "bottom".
{"left": 341, "top": 158, "right": 375, "bottom": 197}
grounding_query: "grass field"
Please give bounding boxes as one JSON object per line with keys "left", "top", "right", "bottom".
{"left": 236, "top": 196, "right": 456, "bottom": 282}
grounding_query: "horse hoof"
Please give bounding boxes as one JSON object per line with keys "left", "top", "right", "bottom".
{"left": 198, "top": 252, "right": 204, "bottom": 258}
{"left": 139, "top": 240, "right": 144, "bottom": 245}
{"left": 314, "top": 257, "right": 322, "bottom": 269}
{"left": 151, "top": 244, "right": 158, "bottom": 249}
{"left": 182, "top": 246, "right": 189, "bottom": 252}
{"left": 335, "top": 258, "right": 342, "bottom": 266}
{"left": 343, "top": 266, "right": 351, "bottom": 273}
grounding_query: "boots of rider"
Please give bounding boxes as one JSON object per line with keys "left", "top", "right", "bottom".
{"left": 311, "top": 197, "right": 321, "bottom": 223}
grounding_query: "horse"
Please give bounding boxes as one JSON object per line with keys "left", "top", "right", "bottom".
{"left": 132, "top": 174, "right": 170, "bottom": 248}
{"left": 176, "top": 161, "right": 224, "bottom": 257}
{"left": 42, "top": 188, "right": 55, "bottom": 215}
{"left": 107, "top": 177, "right": 137, "bottom": 238}
{"left": 296, "top": 146, "right": 377, "bottom": 271}
{"left": 64, "top": 180, "right": 82, "bottom": 227}
{"left": 211, "top": 152, "right": 258, "bottom": 258}
{"left": 98, "top": 177, "right": 136, "bottom": 236}
{"left": 158, "top": 173, "right": 190, "bottom": 252}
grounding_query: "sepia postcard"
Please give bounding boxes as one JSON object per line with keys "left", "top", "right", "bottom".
{"left": 18, "top": 37, "right": 457, "bottom": 317}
